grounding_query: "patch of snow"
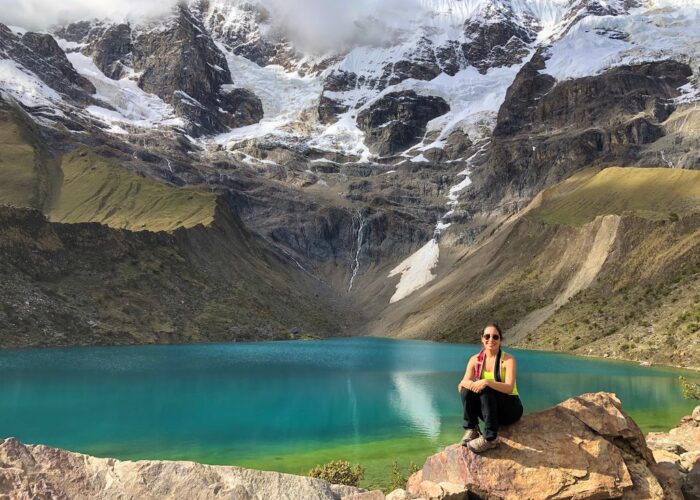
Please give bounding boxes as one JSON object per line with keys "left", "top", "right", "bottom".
{"left": 213, "top": 47, "right": 323, "bottom": 144}
{"left": 388, "top": 238, "right": 440, "bottom": 303}
{"left": 544, "top": 2, "right": 700, "bottom": 81}
{"left": 65, "top": 52, "right": 184, "bottom": 128}
{"left": 410, "top": 153, "right": 429, "bottom": 162}
{"left": 0, "top": 59, "right": 62, "bottom": 106}
{"left": 447, "top": 167, "right": 472, "bottom": 203}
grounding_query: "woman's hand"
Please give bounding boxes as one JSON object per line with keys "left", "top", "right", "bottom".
{"left": 470, "top": 379, "right": 489, "bottom": 393}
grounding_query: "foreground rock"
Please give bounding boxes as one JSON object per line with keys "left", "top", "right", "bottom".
{"left": 647, "top": 405, "right": 700, "bottom": 500}
{"left": 406, "top": 392, "right": 680, "bottom": 499}
{"left": 0, "top": 438, "right": 363, "bottom": 500}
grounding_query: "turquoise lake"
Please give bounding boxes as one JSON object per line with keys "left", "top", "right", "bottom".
{"left": 0, "top": 337, "right": 697, "bottom": 487}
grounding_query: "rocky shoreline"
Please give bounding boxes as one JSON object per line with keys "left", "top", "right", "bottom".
{"left": 2, "top": 393, "right": 698, "bottom": 499}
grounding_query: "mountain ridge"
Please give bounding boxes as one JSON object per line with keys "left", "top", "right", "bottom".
{"left": 0, "top": 0, "right": 699, "bottom": 364}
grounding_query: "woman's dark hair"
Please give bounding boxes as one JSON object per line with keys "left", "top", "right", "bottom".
{"left": 483, "top": 323, "right": 503, "bottom": 337}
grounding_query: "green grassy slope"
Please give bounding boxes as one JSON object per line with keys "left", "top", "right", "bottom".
{"left": 0, "top": 104, "right": 61, "bottom": 211}
{"left": 49, "top": 150, "right": 216, "bottom": 231}
{"left": 530, "top": 167, "right": 700, "bottom": 225}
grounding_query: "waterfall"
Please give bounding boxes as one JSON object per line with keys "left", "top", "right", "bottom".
{"left": 348, "top": 209, "right": 367, "bottom": 292}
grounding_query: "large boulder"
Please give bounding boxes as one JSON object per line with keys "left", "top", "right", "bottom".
{"left": 406, "top": 392, "right": 676, "bottom": 499}
{"left": 0, "top": 438, "right": 364, "bottom": 499}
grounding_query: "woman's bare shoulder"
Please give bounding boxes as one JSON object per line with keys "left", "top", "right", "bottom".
{"left": 502, "top": 352, "right": 516, "bottom": 362}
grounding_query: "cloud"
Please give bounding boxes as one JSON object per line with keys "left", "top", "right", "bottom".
{"left": 0, "top": 0, "right": 426, "bottom": 50}
{"left": 261, "top": 0, "right": 424, "bottom": 51}
{"left": 0, "top": 0, "right": 178, "bottom": 30}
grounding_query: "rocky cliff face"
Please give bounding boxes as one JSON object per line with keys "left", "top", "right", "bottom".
{"left": 130, "top": 5, "right": 261, "bottom": 135}
{"left": 468, "top": 56, "right": 693, "bottom": 212}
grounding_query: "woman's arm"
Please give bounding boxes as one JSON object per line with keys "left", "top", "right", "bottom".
{"left": 457, "top": 357, "right": 477, "bottom": 392}
{"left": 485, "top": 356, "right": 516, "bottom": 395}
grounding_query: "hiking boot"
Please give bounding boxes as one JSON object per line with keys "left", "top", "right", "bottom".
{"left": 467, "top": 436, "right": 499, "bottom": 453}
{"left": 460, "top": 428, "right": 480, "bottom": 445}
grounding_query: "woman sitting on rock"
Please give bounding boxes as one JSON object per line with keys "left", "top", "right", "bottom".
{"left": 457, "top": 323, "right": 523, "bottom": 453}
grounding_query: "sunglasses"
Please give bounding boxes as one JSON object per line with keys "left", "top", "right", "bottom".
{"left": 482, "top": 334, "right": 500, "bottom": 341}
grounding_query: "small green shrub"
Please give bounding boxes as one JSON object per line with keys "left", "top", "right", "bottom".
{"left": 308, "top": 460, "right": 365, "bottom": 487}
{"left": 679, "top": 377, "right": 700, "bottom": 400}
{"left": 408, "top": 461, "right": 420, "bottom": 476}
{"left": 390, "top": 461, "right": 405, "bottom": 491}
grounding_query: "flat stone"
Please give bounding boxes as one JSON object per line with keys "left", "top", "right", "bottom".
{"left": 385, "top": 488, "right": 410, "bottom": 500}
{"left": 652, "top": 449, "right": 681, "bottom": 467}
{"left": 342, "top": 490, "right": 385, "bottom": 500}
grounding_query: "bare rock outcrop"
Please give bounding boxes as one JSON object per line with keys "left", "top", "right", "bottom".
{"left": 405, "top": 392, "right": 679, "bottom": 499}
{"left": 356, "top": 91, "right": 450, "bottom": 156}
{"left": 0, "top": 438, "right": 364, "bottom": 500}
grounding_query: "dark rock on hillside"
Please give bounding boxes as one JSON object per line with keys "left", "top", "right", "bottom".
{"left": 318, "top": 95, "right": 349, "bottom": 124}
{"left": 20, "top": 32, "right": 96, "bottom": 95}
{"left": 462, "top": 4, "right": 536, "bottom": 74}
{"left": 498, "top": 58, "right": 690, "bottom": 136}
{"left": 0, "top": 24, "right": 95, "bottom": 103}
{"left": 54, "top": 20, "right": 93, "bottom": 43}
{"left": 471, "top": 56, "right": 692, "bottom": 209}
{"left": 378, "top": 37, "right": 441, "bottom": 88}
{"left": 323, "top": 70, "right": 358, "bottom": 92}
{"left": 435, "top": 40, "right": 465, "bottom": 76}
{"left": 492, "top": 49, "right": 555, "bottom": 137}
{"left": 317, "top": 70, "right": 357, "bottom": 124}
{"left": 219, "top": 88, "right": 264, "bottom": 128}
{"left": 87, "top": 23, "right": 132, "bottom": 80}
{"left": 357, "top": 91, "right": 449, "bottom": 156}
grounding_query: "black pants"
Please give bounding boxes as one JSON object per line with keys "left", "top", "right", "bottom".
{"left": 460, "top": 387, "right": 523, "bottom": 440}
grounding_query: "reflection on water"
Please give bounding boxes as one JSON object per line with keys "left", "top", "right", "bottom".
{"left": 391, "top": 373, "right": 441, "bottom": 439}
{"left": 0, "top": 337, "right": 696, "bottom": 465}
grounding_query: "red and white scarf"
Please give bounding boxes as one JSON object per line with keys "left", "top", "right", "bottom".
{"left": 474, "top": 348, "right": 503, "bottom": 382}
